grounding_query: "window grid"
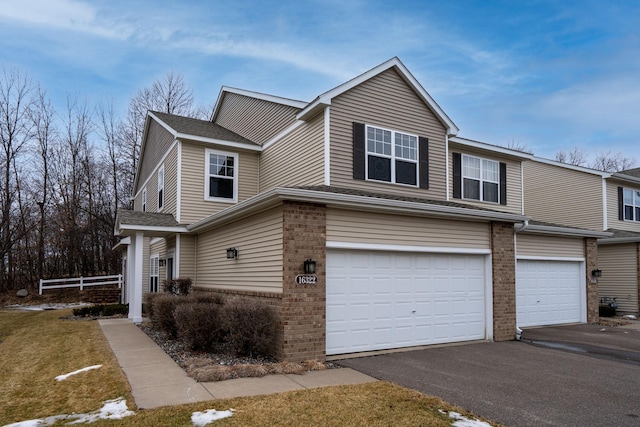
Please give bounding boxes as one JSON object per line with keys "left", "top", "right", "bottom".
{"left": 366, "top": 125, "right": 418, "bottom": 186}
{"left": 462, "top": 154, "right": 499, "bottom": 203}
{"left": 623, "top": 188, "right": 640, "bottom": 221}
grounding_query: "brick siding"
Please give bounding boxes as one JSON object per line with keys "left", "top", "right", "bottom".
{"left": 585, "top": 238, "right": 599, "bottom": 323}
{"left": 491, "top": 222, "right": 516, "bottom": 341}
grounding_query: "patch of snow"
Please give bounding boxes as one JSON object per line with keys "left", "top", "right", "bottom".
{"left": 4, "top": 302, "right": 91, "bottom": 311}
{"left": 56, "top": 365, "right": 102, "bottom": 381}
{"left": 2, "top": 397, "right": 134, "bottom": 427}
{"left": 448, "top": 411, "right": 493, "bottom": 427}
{"left": 622, "top": 315, "right": 637, "bottom": 320}
{"left": 191, "top": 409, "right": 235, "bottom": 426}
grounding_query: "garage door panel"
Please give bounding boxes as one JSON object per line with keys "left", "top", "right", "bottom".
{"left": 516, "top": 260, "right": 582, "bottom": 327}
{"left": 327, "top": 249, "right": 487, "bottom": 355}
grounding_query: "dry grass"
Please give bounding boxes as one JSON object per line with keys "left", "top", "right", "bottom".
{"left": 185, "top": 358, "right": 327, "bottom": 382}
{"left": 0, "top": 308, "right": 501, "bottom": 426}
{"left": 0, "top": 308, "right": 131, "bottom": 425}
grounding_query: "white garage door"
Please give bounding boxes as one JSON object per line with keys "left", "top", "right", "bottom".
{"left": 516, "top": 260, "right": 583, "bottom": 327}
{"left": 326, "top": 249, "right": 487, "bottom": 355}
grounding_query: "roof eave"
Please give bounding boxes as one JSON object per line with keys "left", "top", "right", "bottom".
{"left": 188, "top": 187, "right": 528, "bottom": 234}
{"left": 449, "top": 136, "right": 534, "bottom": 160}
{"left": 598, "top": 236, "right": 640, "bottom": 245}
{"left": 517, "top": 223, "right": 612, "bottom": 238}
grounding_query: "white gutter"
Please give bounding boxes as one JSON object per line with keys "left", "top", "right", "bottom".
{"left": 188, "top": 187, "right": 529, "bottom": 233}
{"left": 516, "top": 223, "right": 612, "bottom": 239}
{"left": 598, "top": 236, "right": 640, "bottom": 245}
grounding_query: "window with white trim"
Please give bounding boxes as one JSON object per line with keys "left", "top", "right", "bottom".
{"left": 157, "top": 164, "right": 164, "bottom": 211}
{"left": 142, "top": 188, "right": 147, "bottom": 212}
{"left": 205, "top": 149, "right": 237, "bottom": 202}
{"left": 366, "top": 125, "right": 418, "bottom": 186}
{"left": 462, "top": 154, "right": 499, "bottom": 203}
{"left": 623, "top": 188, "right": 640, "bottom": 221}
{"left": 149, "top": 255, "right": 159, "bottom": 293}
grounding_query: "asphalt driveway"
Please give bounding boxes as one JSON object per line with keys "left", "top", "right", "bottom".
{"left": 338, "top": 323, "right": 640, "bottom": 427}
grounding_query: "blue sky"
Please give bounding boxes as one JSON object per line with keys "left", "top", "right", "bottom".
{"left": 1, "top": 0, "right": 639, "bottom": 163}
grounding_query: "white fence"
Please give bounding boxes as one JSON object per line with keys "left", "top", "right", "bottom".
{"left": 39, "top": 274, "right": 123, "bottom": 295}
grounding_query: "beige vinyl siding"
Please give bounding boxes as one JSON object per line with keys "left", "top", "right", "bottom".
{"left": 215, "top": 92, "right": 301, "bottom": 145}
{"left": 326, "top": 208, "right": 490, "bottom": 249}
{"left": 516, "top": 234, "right": 584, "bottom": 258}
{"left": 195, "top": 206, "right": 283, "bottom": 293}
{"left": 162, "top": 147, "right": 178, "bottom": 216}
{"left": 259, "top": 112, "right": 324, "bottom": 191}
{"left": 606, "top": 180, "right": 640, "bottom": 232}
{"left": 137, "top": 120, "right": 175, "bottom": 193}
{"left": 329, "top": 68, "right": 447, "bottom": 199}
{"left": 179, "top": 141, "right": 260, "bottom": 224}
{"left": 178, "top": 234, "right": 196, "bottom": 279}
{"left": 523, "top": 161, "right": 603, "bottom": 230}
{"left": 449, "top": 148, "right": 523, "bottom": 215}
{"left": 598, "top": 243, "right": 639, "bottom": 314}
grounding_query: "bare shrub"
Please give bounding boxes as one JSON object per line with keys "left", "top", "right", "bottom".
{"left": 152, "top": 293, "right": 181, "bottom": 337}
{"left": 187, "top": 364, "right": 231, "bottom": 382}
{"left": 174, "top": 301, "right": 225, "bottom": 351}
{"left": 269, "top": 361, "right": 306, "bottom": 375}
{"left": 162, "top": 277, "right": 192, "bottom": 295}
{"left": 143, "top": 292, "right": 159, "bottom": 317}
{"left": 222, "top": 300, "right": 276, "bottom": 358}
{"left": 231, "top": 364, "right": 269, "bottom": 378}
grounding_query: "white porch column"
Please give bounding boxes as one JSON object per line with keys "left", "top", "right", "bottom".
{"left": 128, "top": 231, "right": 144, "bottom": 323}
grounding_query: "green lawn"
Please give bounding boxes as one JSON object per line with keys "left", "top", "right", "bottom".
{"left": 0, "top": 308, "right": 500, "bottom": 426}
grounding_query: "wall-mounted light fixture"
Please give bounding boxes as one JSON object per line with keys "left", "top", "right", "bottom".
{"left": 226, "top": 248, "right": 238, "bottom": 259}
{"left": 303, "top": 258, "right": 316, "bottom": 274}
{"left": 159, "top": 259, "right": 166, "bottom": 267}
{"left": 591, "top": 269, "right": 602, "bottom": 278}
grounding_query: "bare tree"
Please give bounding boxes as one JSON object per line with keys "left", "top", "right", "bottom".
{"left": 590, "top": 150, "right": 636, "bottom": 172}
{"left": 555, "top": 146, "right": 588, "bottom": 167}
{"left": 503, "top": 137, "right": 533, "bottom": 155}
{"left": 0, "top": 67, "right": 33, "bottom": 290}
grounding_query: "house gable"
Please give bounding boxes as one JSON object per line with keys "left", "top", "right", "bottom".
{"left": 329, "top": 67, "right": 448, "bottom": 199}
{"left": 134, "top": 118, "right": 176, "bottom": 197}
{"left": 213, "top": 87, "right": 305, "bottom": 145}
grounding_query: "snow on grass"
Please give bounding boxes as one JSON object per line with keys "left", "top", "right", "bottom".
{"left": 4, "top": 302, "right": 91, "bottom": 311}
{"left": 3, "top": 397, "right": 135, "bottom": 426}
{"left": 448, "top": 411, "right": 493, "bottom": 427}
{"left": 191, "top": 409, "right": 235, "bottom": 426}
{"left": 55, "top": 365, "right": 102, "bottom": 381}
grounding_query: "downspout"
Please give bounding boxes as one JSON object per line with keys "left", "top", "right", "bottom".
{"left": 513, "top": 219, "right": 529, "bottom": 340}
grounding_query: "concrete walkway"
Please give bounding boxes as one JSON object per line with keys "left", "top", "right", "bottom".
{"left": 98, "top": 318, "right": 376, "bottom": 409}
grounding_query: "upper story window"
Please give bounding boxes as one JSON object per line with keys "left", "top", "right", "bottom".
{"left": 142, "top": 188, "right": 147, "bottom": 212}
{"left": 366, "top": 125, "right": 418, "bottom": 186}
{"left": 206, "top": 149, "right": 237, "bottom": 202}
{"left": 157, "top": 164, "right": 164, "bottom": 211}
{"left": 623, "top": 188, "right": 640, "bottom": 221}
{"left": 453, "top": 152, "right": 507, "bottom": 205}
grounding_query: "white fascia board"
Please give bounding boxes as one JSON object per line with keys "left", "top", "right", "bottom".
{"left": 175, "top": 132, "right": 262, "bottom": 152}
{"left": 610, "top": 172, "right": 640, "bottom": 185}
{"left": 112, "top": 237, "right": 131, "bottom": 250}
{"left": 212, "top": 86, "right": 307, "bottom": 122}
{"left": 116, "top": 224, "right": 189, "bottom": 235}
{"left": 188, "top": 187, "right": 529, "bottom": 233}
{"left": 132, "top": 114, "right": 156, "bottom": 193}
{"left": 530, "top": 155, "right": 612, "bottom": 177}
{"left": 598, "top": 236, "right": 640, "bottom": 245}
{"left": 516, "top": 223, "right": 612, "bottom": 238}
{"left": 449, "top": 136, "right": 534, "bottom": 160}
{"left": 296, "top": 57, "right": 459, "bottom": 135}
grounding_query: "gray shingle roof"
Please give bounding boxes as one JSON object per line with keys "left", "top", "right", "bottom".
{"left": 621, "top": 167, "right": 640, "bottom": 178}
{"left": 116, "top": 210, "right": 181, "bottom": 228}
{"left": 605, "top": 228, "right": 640, "bottom": 239}
{"left": 150, "top": 111, "right": 258, "bottom": 146}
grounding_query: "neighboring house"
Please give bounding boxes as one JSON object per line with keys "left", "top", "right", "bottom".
{"left": 523, "top": 159, "right": 640, "bottom": 315}
{"left": 115, "top": 57, "right": 607, "bottom": 362}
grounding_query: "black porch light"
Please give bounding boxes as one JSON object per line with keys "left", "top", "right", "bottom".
{"left": 226, "top": 248, "right": 238, "bottom": 259}
{"left": 303, "top": 258, "right": 316, "bottom": 274}
{"left": 591, "top": 269, "right": 602, "bottom": 278}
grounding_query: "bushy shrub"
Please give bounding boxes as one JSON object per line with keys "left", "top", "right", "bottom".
{"left": 72, "top": 303, "right": 128, "bottom": 317}
{"left": 152, "top": 293, "right": 181, "bottom": 337}
{"left": 222, "top": 300, "right": 276, "bottom": 357}
{"left": 174, "top": 301, "right": 225, "bottom": 351}
{"left": 162, "top": 277, "right": 192, "bottom": 296}
{"left": 143, "top": 292, "right": 159, "bottom": 317}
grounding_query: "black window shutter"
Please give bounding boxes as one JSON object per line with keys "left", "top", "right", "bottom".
{"left": 452, "top": 152, "right": 461, "bottom": 199}
{"left": 618, "top": 186, "right": 624, "bottom": 220}
{"left": 499, "top": 162, "right": 507, "bottom": 205}
{"left": 352, "top": 122, "right": 366, "bottom": 180}
{"left": 418, "top": 136, "right": 429, "bottom": 189}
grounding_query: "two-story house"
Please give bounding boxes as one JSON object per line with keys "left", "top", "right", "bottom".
{"left": 115, "top": 57, "right": 607, "bottom": 362}
{"left": 523, "top": 160, "right": 640, "bottom": 315}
